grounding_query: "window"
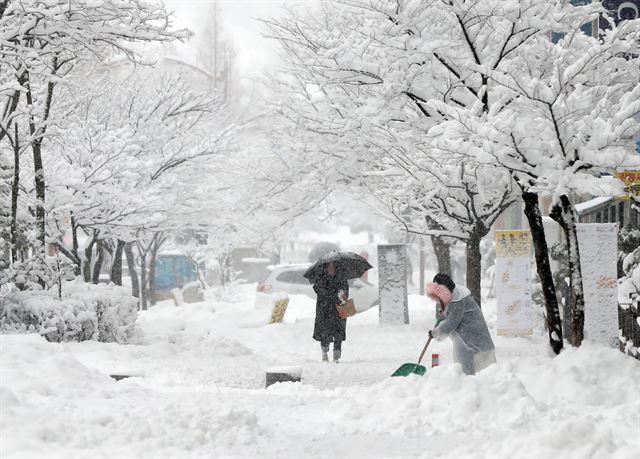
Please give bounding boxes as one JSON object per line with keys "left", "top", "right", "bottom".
{"left": 596, "top": 212, "right": 602, "bottom": 223}
{"left": 276, "top": 269, "right": 309, "bottom": 284}
{"left": 610, "top": 205, "right": 616, "bottom": 223}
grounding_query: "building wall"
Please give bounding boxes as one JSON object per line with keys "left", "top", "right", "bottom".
{"left": 577, "top": 199, "right": 640, "bottom": 228}
{"left": 495, "top": 195, "right": 640, "bottom": 230}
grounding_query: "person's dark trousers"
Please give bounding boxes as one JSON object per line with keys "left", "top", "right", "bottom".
{"left": 321, "top": 340, "right": 342, "bottom": 361}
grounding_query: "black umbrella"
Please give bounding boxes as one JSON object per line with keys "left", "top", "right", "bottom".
{"left": 303, "top": 251, "right": 373, "bottom": 282}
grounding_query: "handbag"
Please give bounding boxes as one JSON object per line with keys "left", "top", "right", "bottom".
{"left": 336, "top": 299, "right": 356, "bottom": 318}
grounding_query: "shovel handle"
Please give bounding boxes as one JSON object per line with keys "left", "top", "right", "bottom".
{"left": 417, "top": 336, "right": 432, "bottom": 365}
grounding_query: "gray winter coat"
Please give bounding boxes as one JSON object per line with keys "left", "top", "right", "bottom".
{"left": 432, "top": 286, "right": 496, "bottom": 375}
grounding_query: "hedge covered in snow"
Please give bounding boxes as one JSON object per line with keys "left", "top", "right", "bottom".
{"left": 618, "top": 247, "right": 640, "bottom": 359}
{"left": 0, "top": 281, "right": 139, "bottom": 343}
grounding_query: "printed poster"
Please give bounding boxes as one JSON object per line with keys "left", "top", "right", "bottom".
{"left": 495, "top": 230, "right": 533, "bottom": 337}
{"left": 576, "top": 223, "right": 618, "bottom": 343}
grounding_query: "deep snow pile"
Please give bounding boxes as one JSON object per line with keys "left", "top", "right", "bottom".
{"left": 1, "top": 284, "right": 638, "bottom": 459}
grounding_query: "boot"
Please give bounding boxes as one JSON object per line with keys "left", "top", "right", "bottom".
{"left": 321, "top": 344, "right": 330, "bottom": 362}
{"left": 333, "top": 349, "right": 341, "bottom": 363}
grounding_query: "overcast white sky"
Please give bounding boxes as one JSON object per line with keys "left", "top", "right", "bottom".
{"left": 165, "top": 0, "right": 309, "bottom": 78}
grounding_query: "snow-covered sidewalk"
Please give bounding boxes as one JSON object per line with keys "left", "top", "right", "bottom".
{"left": 2, "top": 286, "right": 639, "bottom": 459}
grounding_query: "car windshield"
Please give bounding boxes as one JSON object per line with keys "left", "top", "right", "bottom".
{"left": 276, "top": 269, "right": 309, "bottom": 284}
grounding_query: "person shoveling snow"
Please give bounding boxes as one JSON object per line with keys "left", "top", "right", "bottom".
{"left": 427, "top": 273, "right": 496, "bottom": 375}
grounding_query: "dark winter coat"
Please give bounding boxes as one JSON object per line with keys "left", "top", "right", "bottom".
{"left": 312, "top": 275, "right": 349, "bottom": 343}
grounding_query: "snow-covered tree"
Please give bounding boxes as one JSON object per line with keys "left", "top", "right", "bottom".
{"left": 426, "top": 1, "right": 640, "bottom": 346}
{"left": 194, "top": 1, "right": 238, "bottom": 102}
{"left": 262, "top": 1, "right": 517, "bottom": 305}
{"left": 44, "top": 60, "right": 242, "bottom": 305}
{"left": 0, "top": 0, "right": 189, "bottom": 253}
{"left": 264, "top": 0, "right": 639, "bottom": 352}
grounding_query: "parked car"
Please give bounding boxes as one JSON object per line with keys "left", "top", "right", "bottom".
{"left": 255, "top": 263, "right": 378, "bottom": 310}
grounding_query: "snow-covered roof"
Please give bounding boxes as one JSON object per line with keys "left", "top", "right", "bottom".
{"left": 241, "top": 257, "right": 271, "bottom": 264}
{"left": 575, "top": 197, "right": 612, "bottom": 214}
{"left": 268, "top": 263, "right": 311, "bottom": 271}
{"left": 158, "top": 249, "right": 185, "bottom": 256}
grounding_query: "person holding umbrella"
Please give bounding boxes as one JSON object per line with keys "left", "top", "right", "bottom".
{"left": 304, "top": 251, "right": 372, "bottom": 363}
{"left": 427, "top": 273, "right": 496, "bottom": 375}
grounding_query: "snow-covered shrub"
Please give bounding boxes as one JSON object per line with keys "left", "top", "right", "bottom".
{"left": 0, "top": 280, "right": 139, "bottom": 343}
{"left": 618, "top": 227, "right": 640, "bottom": 277}
{"left": 618, "top": 247, "right": 640, "bottom": 359}
{"left": 3, "top": 253, "right": 75, "bottom": 291}
{"left": 0, "top": 256, "right": 8, "bottom": 288}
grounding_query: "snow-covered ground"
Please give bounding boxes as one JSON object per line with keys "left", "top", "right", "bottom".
{"left": 2, "top": 285, "right": 639, "bottom": 459}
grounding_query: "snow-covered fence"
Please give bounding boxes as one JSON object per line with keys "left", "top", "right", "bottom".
{"left": 618, "top": 301, "right": 639, "bottom": 359}
{"left": 0, "top": 281, "right": 139, "bottom": 344}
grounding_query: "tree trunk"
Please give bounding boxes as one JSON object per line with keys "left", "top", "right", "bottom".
{"left": 561, "top": 282, "right": 573, "bottom": 340}
{"left": 218, "top": 256, "right": 226, "bottom": 288}
{"left": 431, "top": 236, "right": 452, "bottom": 276}
{"left": 522, "top": 190, "right": 563, "bottom": 354}
{"left": 0, "top": 1, "right": 8, "bottom": 22}
{"left": 83, "top": 232, "right": 98, "bottom": 283}
{"left": 111, "top": 239, "right": 125, "bottom": 286}
{"left": 24, "top": 64, "right": 56, "bottom": 250}
{"left": 125, "top": 242, "right": 140, "bottom": 300}
{"left": 70, "top": 216, "right": 81, "bottom": 276}
{"left": 550, "top": 195, "right": 585, "bottom": 347}
{"left": 0, "top": 86, "right": 22, "bottom": 143}
{"left": 32, "top": 141, "right": 46, "bottom": 249}
{"left": 139, "top": 250, "right": 148, "bottom": 310}
{"left": 196, "top": 263, "right": 208, "bottom": 289}
{"left": 24, "top": 76, "right": 47, "bottom": 250}
{"left": 55, "top": 218, "right": 82, "bottom": 277}
{"left": 10, "top": 123, "right": 19, "bottom": 263}
{"left": 91, "top": 239, "right": 104, "bottom": 284}
{"left": 148, "top": 251, "right": 157, "bottom": 306}
{"left": 148, "top": 234, "right": 165, "bottom": 306}
{"left": 465, "top": 232, "right": 482, "bottom": 307}
{"left": 426, "top": 215, "right": 452, "bottom": 277}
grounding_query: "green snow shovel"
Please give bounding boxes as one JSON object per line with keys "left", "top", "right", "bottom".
{"left": 391, "top": 335, "right": 432, "bottom": 377}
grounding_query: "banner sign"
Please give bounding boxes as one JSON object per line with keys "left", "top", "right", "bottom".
{"left": 615, "top": 170, "right": 640, "bottom": 197}
{"left": 377, "top": 244, "right": 409, "bottom": 325}
{"left": 495, "top": 230, "right": 533, "bottom": 337}
{"left": 576, "top": 223, "right": 619, "bottom": 343}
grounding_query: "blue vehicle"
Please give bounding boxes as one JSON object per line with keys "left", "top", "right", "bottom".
{"left": 154, "top": 253, "right": 199, "bottom": 301}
